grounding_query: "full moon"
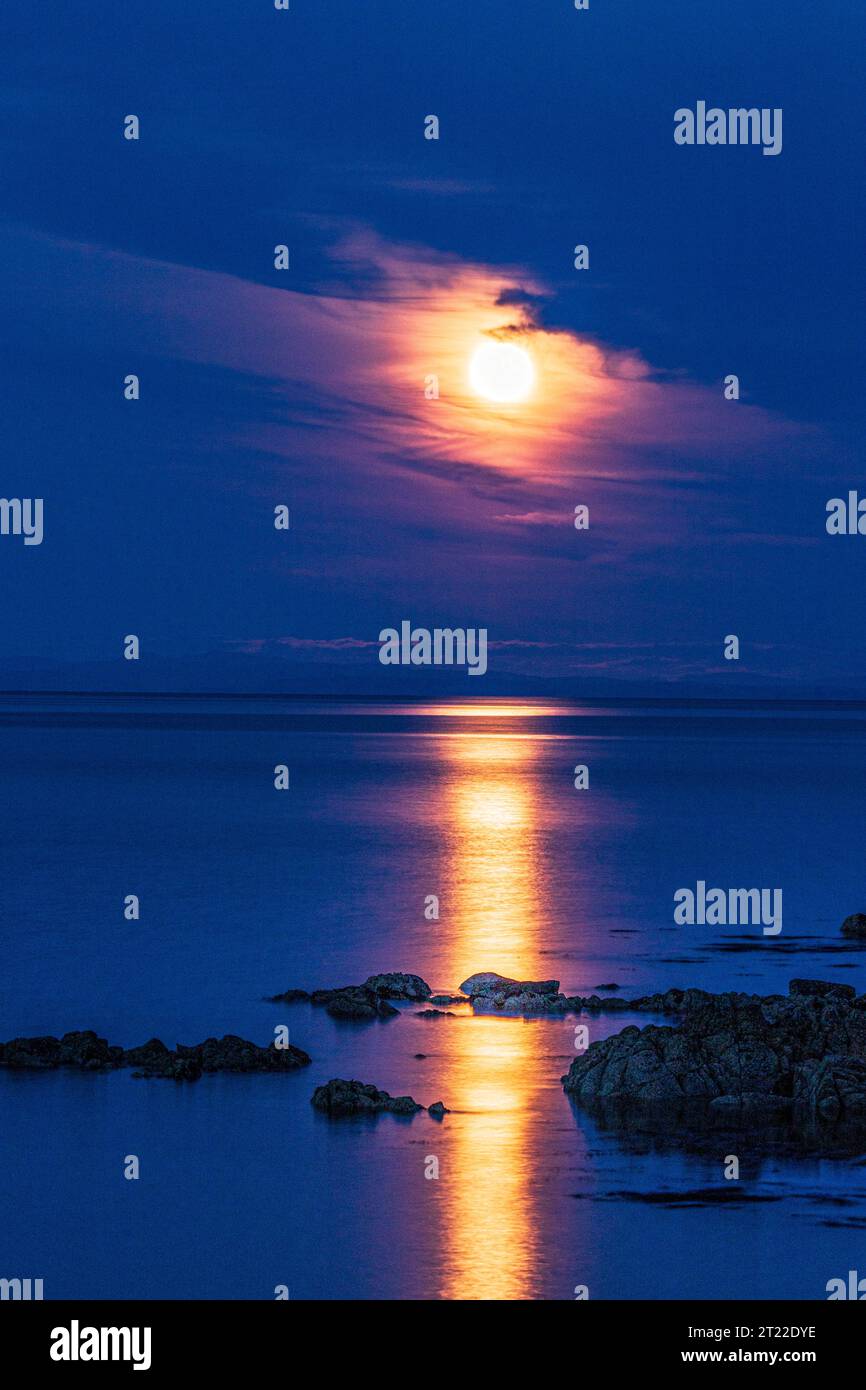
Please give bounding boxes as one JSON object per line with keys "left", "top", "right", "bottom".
{"left": 469, "top": 340, "right": 535, "bottom": 404}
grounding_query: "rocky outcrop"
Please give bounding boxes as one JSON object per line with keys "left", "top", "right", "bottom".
{"left": 455, "top": 971, "right": 697, "bottom": 1017}
{"left": 362, "top": 973, "right": 432, "bottom": 1001}
{"left": 269, "top": 971, "right": 432, "bottom": 1019}
{"left": 562, "top": 980, "right": 866, "bottom": 1148}
{"left": 269, "top": 968, "right": 706, "bottom": 1019}
{"left": 310, "top": 1078, "right": 446, "bottom": 1117}
{"left": 0, "top": 1031, "right": 125, "bottom": 1071}
{"left": 459, "top": 973, "right": 571, "bottom": 1013}
{"left": 841, "top": 913, "right": 866, "bottom": 939}
{"left": 0, "top": 1031, "right": 311, "bottom": 1080}
{"left": 460, "top": 972, "right": 560, "bottom": 998}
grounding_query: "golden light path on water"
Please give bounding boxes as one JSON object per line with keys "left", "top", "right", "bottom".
{"left": 434, "top": 726, "right": 546, "bottom": 1300}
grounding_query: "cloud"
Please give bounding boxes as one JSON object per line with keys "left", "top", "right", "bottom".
{"left": 1, "top": 220, "right": 823, "bottom": 560}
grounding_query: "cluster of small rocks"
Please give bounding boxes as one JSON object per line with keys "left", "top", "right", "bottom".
{"left": 269, "top": 971, "right": 432, "bottom": 1020}
{"left": 0, "top": 1030, "right": 311, "bottom": 1081}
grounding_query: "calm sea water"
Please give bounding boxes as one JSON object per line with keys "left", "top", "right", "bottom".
{"left": 1, "top": 695, "right": 865, "bottom": 1300}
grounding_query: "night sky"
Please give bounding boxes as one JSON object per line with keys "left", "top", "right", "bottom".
{"left": 3, "top": 0, "right": 864, "bottom": 694}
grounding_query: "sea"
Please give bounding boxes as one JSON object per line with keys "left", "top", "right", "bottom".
{"left": 1, "top": 694, "right": 865, "bottom": 1300}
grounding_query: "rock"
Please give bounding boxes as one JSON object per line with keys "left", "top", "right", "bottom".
{"left": 710, "top": 1093, "right": 792, "bottom": 1114}
{"left": 303, "top": 978, "right": 405, "bottom": 1023}
{"left": 1, "top": 1032, "right": 311, "bottom": 1081}
{"left": 135, "top": 1055, "right": 202, "bottom": 1082}
{"left": 362, "top": 973, "right": 432, "bottom": 1001}
{"left": 173, "top": 1035, "right": 311, "bottom": 1074}
{"left": 123, "top": 1039, "right": 171, "bottom": 1068}
{"left": 428, "top": 1101, "right": 449, "bottom": 1118}
{"left": 459, "top": 972, "right": 560, "bottom": 998}
{"left": 493, "top": 990, "right": 570, "bottom": 1015}
{"left": 568, "top": 987, "right": 711, "bottom": 1015}
{"left": 562, "top": 980, "right": 866, "bottom": 1149}
{"left": 842, "top": 913, "right": 866, "bottom": 938}
{"left": 595, "top": 983, "right": 621, "bottom": 990}
{"left": 320, "top": 987, "right": 399, "bottom": 1021}
{"left": 789, "top": 978, "right": 855, "bottom": 1000}
{"left": 311, "top": 1079, "right": 422, "bottom": 1117}
{"left": 266, "top": 989, "right": 311, "bottom": 1003}
{"left": 415, "top": 1009, "right": 455, "bottom": 1018}
{"left": 0, "top": 1031, "right": 124, "bottom": 1071}
{"left": 459, "top": 972, "right": 569, "bottom": 1013}
{"left": 429, "top": 994, "right": 467, "bottom": 1006}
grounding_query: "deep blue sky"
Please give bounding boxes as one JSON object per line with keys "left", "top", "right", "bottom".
{"left": 2, "top": 0, "right": 864, "bottom": 694}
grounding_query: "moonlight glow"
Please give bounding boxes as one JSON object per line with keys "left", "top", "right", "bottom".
{"left": 469, "top": 341, "right": 535, "bottom": 404}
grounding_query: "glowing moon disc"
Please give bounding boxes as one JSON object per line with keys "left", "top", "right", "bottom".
{"left": 469, "top": 341, "right": 535, "bottom": 404}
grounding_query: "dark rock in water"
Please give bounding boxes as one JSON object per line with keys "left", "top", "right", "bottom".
{"left": 429, "top": 994, "right": 467, "bottom": 1006}
{"left": 363, "top": 972, "right": 432, "bottom": 1001}
{"left": 284, "top": 976, "right": 422, "bottom": 1019}
{"left": 415, "top": 1009, "right": 455, "bottom": 1018}
{"left": 0, "top": 1032, "right": 311, "bottom": 1081}
{"left": 567, "top": 994, "right": 633, "bottom": 1013}
{"left": 0, "top": 1031, "right": 125, "bottom": 1071}
{"left": 568, "top": 987, "right": 713, "bottom": 1015}
{"left": 414, "top": 1053, "right": 428, "bottom": 1059}
{"left": 297, "top": 978, "right": 405, "bottom": 1023}
{"left": 266, "top": 988, "right": 311, "bottom": 1003}
{"left": 595, "top": 983, "right": 621, "bottom": 991}
{"left": 562, "top": 979, "right": 866, "bottom": 1153}
{"left": 841, "top": 914, "right": 866, "bottom": 939}
{"left": 789, "top": 978, "right": 856, "bottom": 1000}
{"left": 311, "top": 1078, "right": 422, "bottom": 1116}
{"left": 123, "top": 1038, "right": 171, "bottom": 1068}
{"left": 428, "top": 1100, "right": 449, "bottom": 1118}
{"left": 174, "top": 1035, "right": 311, "bottom": 1074}
{"left": 135, "top": 1054, "right": 202, "bottom": 1082}
{"left": 318, "top": 987, "right": 399, "bottom": 1021}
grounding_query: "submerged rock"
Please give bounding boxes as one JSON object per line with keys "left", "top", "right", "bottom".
{"left": 311, "top": 1078, "right": 423, "bottom": 1116}
{"left": 267, "top": 988, "right": 311, "bottom": 1003}
{"left": 415, "top": 1009, "right": 456, "bottom": 1018}
{"left": 841, "top": 913, "right": 866, "bottom": 939}
{"left": 428, "top": 1100, "right": 449, "bottom": 1118}
{"left": 0, "top": 1032, "right": 311, "bottom": 1081}
{"left": 562, "top": 980, "right": 866, "bottom": 1151}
